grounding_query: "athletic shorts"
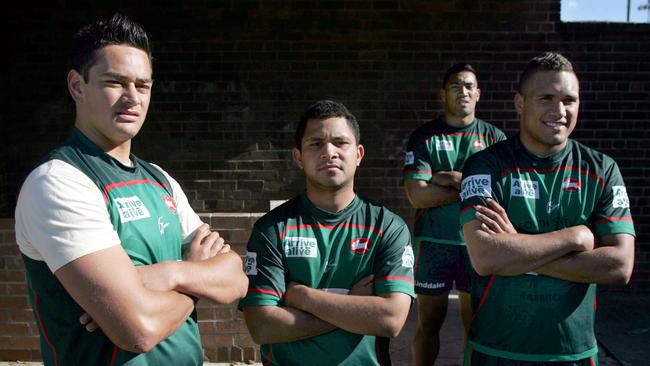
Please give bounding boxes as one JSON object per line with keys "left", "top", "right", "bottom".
{"left": 465, "top": 349, "right": 598, "bottom": 366}
{"left": 413, "top": 240, "right": 471, "bottom": 295}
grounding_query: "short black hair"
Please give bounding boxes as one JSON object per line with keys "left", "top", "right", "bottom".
{"left": 518, "top": 52, "right": 574, "bottom": 93}
{"left": 295, "top": 100, "right": 360, "bottom": 150}
{"left": 442, "top": 63, "right": 478, "bottom": 89}
{"left": 71, "top": 13, "right": 151, "bottom": 81}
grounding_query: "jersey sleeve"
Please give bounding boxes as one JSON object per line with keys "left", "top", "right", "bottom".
{"left": 592, "top": 160, "right": 636, "bottom": 238}
{"left": 403, "top": 128, "right": 433, "bottom": 181}
{"left": 373, "top": 215, "right": 415, "bottom": 298}
{"left": 15, "top": 160, "right": 120, "bottom": 273}
{"left": 239, "top": 226, "right": 286, "bottom": 307}
{"left": 459, "top": 152, "right": 502, "bottom": 226}
{"left": 152, "top": 164, "right": 203, "bottom": 243}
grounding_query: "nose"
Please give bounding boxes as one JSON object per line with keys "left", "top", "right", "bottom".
{"left": 550, "top": 101, "right": 567, "bottom": 119}
{"left": 122, "top": 83, "right": 141, "bottom": 106}
{"left": 320, "top": 142, "right": 338, "bottom": 159}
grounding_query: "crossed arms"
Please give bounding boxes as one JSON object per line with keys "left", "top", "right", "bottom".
{"left": 56, "top": 223, "right": 248, "bottom": 353}
{"left": 462, "top": 198, "right": 634, "bottom": 284}
{"left": 404, "top": 171, "right": 462, "bottom": 208}
{"left": 242, "top": 275, "right": 412, "bottom": 344}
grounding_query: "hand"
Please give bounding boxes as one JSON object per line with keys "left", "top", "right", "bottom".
{"left": 79, "top": 312, "right": 100, "bottom": 332}
{"left": 431, "top": 171, "right": 462, "bottom": 190}
{"left": 570, "top": 225, "right": 596, "bottom": 252}
{"left": 349, "top": 275, "right": 374, "bottom": 296}
{"left": 185, "top": 223, "right": 230, "bottom": 262}
{"left": 475, "top": 198, "right": 517, "bottom": 234}
{"left": 284, "top": 281, "right": 307, "bottom": 309}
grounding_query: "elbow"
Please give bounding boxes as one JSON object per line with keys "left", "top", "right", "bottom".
{"left": 472, "top": 261, "right": 496, "bottom": 277}
{"left": 381, "top": 319, "right": 405, "bottom": 338}
{"left": 114, "top": 319, "right": 164, "bottom": 353}
{"left": 610, "top": 261, "right": 634, "bottom": 285}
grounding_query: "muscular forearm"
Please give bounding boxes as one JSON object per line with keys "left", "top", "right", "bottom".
{"left": 243, "top": 305, "right": 337, "bottom": 344}
{"left": 536, "top": 234, "right": 635, "bottom": 284}
{"left": 139, "top": 251, "right": 248, "bottom": 304}
{"left": 404, "top": 180, "right": 459, "bottom": 209}
{"left": 464, "top": 221, "right": 594, "bottom": 276}
{"left": 286, "top": 286, "right": 410, "bottom": 337}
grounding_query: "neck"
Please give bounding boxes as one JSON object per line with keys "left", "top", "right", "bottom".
{"left": 444, "top": 112, "right": 475, "bottom": 128}
{"left": 519, "top": 134, "right": 567, "bottom": 158}
{"left": 75, "top": 122, "right": 132, "bottom": 165}
{"left": 305, "top": 186, "right": 356, "bottom": 213}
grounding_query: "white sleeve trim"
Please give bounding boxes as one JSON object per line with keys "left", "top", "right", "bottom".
{"left": 15, "top": 160, "right": 120, "bottom": 272}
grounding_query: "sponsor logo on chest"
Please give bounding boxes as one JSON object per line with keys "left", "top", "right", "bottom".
{"left": 511, "top": 178, "right": 539, "bottom": 199}
{"left": 472, "top": 139, "right": 485, "bottom": 149}
{"left": 162, "top": 194, "right": 177, "bottom": 211}
{"left": 562, "top": 178, "right": 582, "bottom": 192}
{"left": 283, "top": 236, "right": 318, "bottom": 258}
{"left": 113, "top": 196, "right": 151, "bottom": 223}
{"left": 350, "top": 237, "right": 372, "bottom": 254}
{"left": 436, "top": 139, "right": 454, "bottom": 151}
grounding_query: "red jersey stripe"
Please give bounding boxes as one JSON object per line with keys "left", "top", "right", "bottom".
{"left": 281, "top": 223, "right": 384, "bottom": 239}
{"left": 29, "top": 280, "right": 59, "bottom": 366}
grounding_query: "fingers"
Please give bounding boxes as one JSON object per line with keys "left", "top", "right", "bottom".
{"left": 187, "top": 224, "right": 232, "bottom": 261}
{"left": 79, "top": 312, "right": 99, "bottom": 332}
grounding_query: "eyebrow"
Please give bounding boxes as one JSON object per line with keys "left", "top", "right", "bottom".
{"left": 100, "top": 72, "right": 153, "bottom": 84}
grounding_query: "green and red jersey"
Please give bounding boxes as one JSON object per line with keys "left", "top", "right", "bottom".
{"left": 16, "top": 129, "right": 203, "bottom": 365}
{"left": 403, "top": 117, "right": 505, "bottom": 245}
{"left": 240, "top": 193, "right": 415, "bottom": 365}
{"left": 460, "top": 136, "right": 635, "bottom": 362}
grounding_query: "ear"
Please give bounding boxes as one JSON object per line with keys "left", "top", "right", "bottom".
{"left": 67, "top": 69, "right": 84, "bottom": 102}
{"left": 292, "top": 148, "right": 303, "bottom": 169}
{"left": 475, "top": 87, "right": 481, "bottom": 102}
{"left": 439, "top": 89, "right": 446, "bottom": 104}
{"left": 356, "top": 144, "right": 365, "bottom": 166}
{"left": 514, "top": 93, "right": 524, "bottom": 115}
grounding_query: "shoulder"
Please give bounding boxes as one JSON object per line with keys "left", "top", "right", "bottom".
{"left": 356, "top": 195, "right": 408, "bottom": 230}
{"left": 474, "top": 118, "right": 506, "bottom": 137}
{"left": 253, "top": 195, "right": 302, "bottom": 232}
{"left": 20, "top": 159, "right": 97, "bottom": 194}
{"left": 569, "top": 139, "right": 621, "bottom": 175}
{"left": 408, "top": 119, "right": 438, "bottom": 141}
{"left": 466, "top": 138, "right": 513, "bottom": 168}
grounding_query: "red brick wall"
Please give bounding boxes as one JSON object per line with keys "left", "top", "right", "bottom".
{"left": 0, "top": 215, "right": 263, "bottom": 363}
{"left": 2, "top": 0, "right": 650, "bottom": 362}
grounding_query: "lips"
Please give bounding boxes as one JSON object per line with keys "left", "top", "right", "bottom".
{"left": 115, "top": 110, "right": 140, "bottom": 122}
{"left": 319, "top": 163, "right": 341, "bottom": 171}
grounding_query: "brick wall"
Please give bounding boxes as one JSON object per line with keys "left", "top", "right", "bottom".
{"left": 2, "top": 0, "right": 650, "bottom": 362}
{"left": 0, "top": 215, "right": 263, "bottom": 363}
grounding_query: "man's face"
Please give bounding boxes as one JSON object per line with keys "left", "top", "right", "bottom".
{"left": 441, "top": 71, "right": 480, "bottom": 122}
{"left": 515, "top": 70, "right": 579, "bottom": 157}
{"left": 70, "top": 44, "right": 153, "bottom": 151}
{"left": 293, "top": 117, "right": 364, "bottom": 193}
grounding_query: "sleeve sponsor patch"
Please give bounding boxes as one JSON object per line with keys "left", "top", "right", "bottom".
{"left": 245, "top": 251, "right": 257, "bottom": 275}
{"left": 612, "top": 185, "right": 630, "bottom": 208}
{"left": 404, "top": 151, "right": 414, "bottom": 166}
{"left": 402, "top": 245, "right": 414, "bottom": 268}
{"left": 460, "top": 174, "right": 492, "bottom": 201}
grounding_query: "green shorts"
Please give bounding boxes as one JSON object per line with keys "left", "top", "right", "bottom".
{"left": 413, "top": 240, "right": 471, "bottom": 295}
{"left": 465, "top": 349, "right": 598, "bottom": 366}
